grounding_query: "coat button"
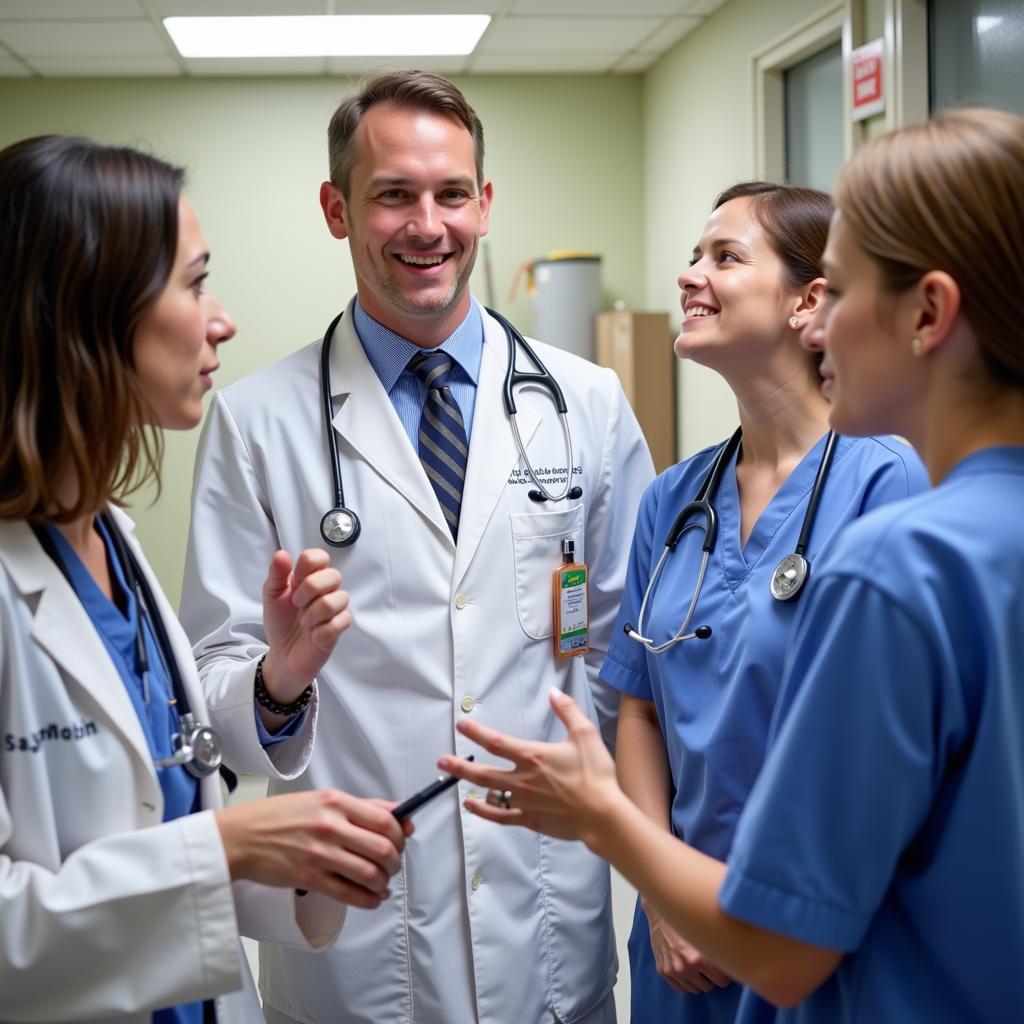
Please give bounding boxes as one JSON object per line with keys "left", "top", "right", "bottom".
{"left": 454, "top": 594, "right": 468, "bottom": 610}
{"left": 470, "top": 873, "right": 482, "bottom": 891}
{"left": 460, "top": 696, "right": 475, "bottom": 713}
{"left": 467, "top": 790, "right": 481, "bottom": 801}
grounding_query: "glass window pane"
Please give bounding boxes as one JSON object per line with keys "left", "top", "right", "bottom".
{"left": 930, "top": 0, "right": 1024, "bottom": 115}
{"left": 784, "top": 41, "right": 844, "bottom": 190}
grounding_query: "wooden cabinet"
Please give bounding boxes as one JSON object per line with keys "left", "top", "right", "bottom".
{"left": 596, "top": 310, "right": 677, "bottom": 472}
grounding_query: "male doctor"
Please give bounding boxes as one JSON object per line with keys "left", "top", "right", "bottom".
{"left": 182, "top": 70, "right": 653, "bottom": 1024}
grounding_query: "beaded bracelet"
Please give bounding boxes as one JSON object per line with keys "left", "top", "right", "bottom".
{"left": 254, "top": 654, "right": 315, "bottom": 717}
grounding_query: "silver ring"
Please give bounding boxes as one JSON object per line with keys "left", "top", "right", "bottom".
{"left": 486, "top": 788, "right": 513, "bottom": 810}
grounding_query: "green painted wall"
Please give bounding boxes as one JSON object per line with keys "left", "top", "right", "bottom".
{"left": 642, "top": 0, "right": 836, "bottom": 458}
{"left": 0, "top": 73, "right": 645, "bottom": 605}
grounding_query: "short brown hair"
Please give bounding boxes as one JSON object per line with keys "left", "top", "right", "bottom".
{"left": 713, "top": 181, "right": 834, "bottom": 289}
{"left": 328, "top": 69, "right": 485, "bottom": 195}
{"left": 835, "top": 107, "right": 1024, "bottom": 388}
{"left": 0, "top": 135, "right": 184, "bottom": 522}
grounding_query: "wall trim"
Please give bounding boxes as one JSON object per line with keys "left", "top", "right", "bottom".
{"left": 751, "top": 3, "right": 845, "bottom": 180}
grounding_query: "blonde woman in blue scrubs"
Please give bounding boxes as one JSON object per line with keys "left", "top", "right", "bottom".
{"left": 441, "top": 107, "right": 1024, "bottom": 1022}
{"left": 599, "top": 182, "right": 927, "bottom": 1024}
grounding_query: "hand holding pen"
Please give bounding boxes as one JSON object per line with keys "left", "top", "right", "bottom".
{"left": 295, "top": 755, "right": 473, "bottom": 896}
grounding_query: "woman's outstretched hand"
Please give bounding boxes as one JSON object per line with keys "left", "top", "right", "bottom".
{"left": 438, "top": 689, "right": 626, "bottom": 848}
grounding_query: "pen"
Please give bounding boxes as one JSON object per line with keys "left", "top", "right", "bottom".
{"left": 392, "top": 755, "right": 474, "bottom": 822}
{"left": 296, "top": 756, "right": 473, "bottom": 896}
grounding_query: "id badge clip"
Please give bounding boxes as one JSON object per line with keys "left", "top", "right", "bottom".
{"left": 553, "top": 538, "right": 589, "bottom": 659}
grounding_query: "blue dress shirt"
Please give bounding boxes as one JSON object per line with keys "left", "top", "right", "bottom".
{"left": 352, "top": 299, "right": 483, "bottom": 446}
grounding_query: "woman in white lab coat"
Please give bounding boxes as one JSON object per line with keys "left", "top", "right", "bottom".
{"left": 0, "top": 135, "right": 408, "bottom": 1024}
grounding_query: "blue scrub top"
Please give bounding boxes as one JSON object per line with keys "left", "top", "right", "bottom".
{"left": 722, "top": 446, "right": 1024, "bottom": 1023}
{"left": 46, "top": 522, "right": 203, "bottom": 1024}
{"left": 600, "top": 433, "right": 928, "bottom": 1024}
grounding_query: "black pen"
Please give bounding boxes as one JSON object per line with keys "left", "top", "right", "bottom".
{"left": 392, "top": 755, "right": 474, "bottom": 822}
{"left": 296, "top": 756, "right": 473, "bottom": 896}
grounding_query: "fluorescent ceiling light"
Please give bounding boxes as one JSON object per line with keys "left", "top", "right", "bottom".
{"left": 164, "top": 15, "right": 491, "bottom": 58}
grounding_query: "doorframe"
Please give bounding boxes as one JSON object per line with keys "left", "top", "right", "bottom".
{"left": 751, "top": 3, "right": 845, "bottom": 180}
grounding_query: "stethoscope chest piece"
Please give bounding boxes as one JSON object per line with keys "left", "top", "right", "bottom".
{"left": 321, "top": 507, "right": 361, "bottom": 547}
{"left": 770, "top": 552, "right": 809, "bottom": 602}
{"left": 164, "top": 713, "right": 224, "bottom": 778}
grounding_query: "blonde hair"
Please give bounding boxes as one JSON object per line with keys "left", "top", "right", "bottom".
{"left": 834, "top": 107, "right": 1024, "bottom": 388}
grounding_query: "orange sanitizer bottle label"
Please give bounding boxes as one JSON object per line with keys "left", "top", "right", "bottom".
{"left": 553, "top": 538, "right": 589, "bottom": 658}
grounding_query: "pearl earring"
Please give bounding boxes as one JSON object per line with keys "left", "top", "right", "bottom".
{"left": 789, "top": 316, "right": 800, "bottom": 329}
{"left": 911, "top": 337, "right": 923, "bottom": 356}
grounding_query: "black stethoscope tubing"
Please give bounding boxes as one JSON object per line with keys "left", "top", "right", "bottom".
{"left": 624, "top": 427, "right": 838, "bottom": 653}
{"left": 318, "top": 307, "right": 580, "bottom": 548}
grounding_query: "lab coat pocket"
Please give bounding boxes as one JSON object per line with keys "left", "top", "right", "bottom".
{"left": 510, "top": 506, "right": 584, "bottom": 640}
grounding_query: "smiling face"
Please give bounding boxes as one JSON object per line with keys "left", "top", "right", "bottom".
{"left": 819, "top": 211, "right": 921, "bottom": 437}
{"left": 674, "top": 197, "right": 800, "bottom": 370}
{"left": 132, "top": 198, "right": 236, "bottom": 430}
{"left": 320, "top": 101, "right": 493, "bottom": 347}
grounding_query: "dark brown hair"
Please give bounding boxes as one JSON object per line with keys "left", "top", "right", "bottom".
{"left": 713, "top": 181, "right": 834, "bottom": 289}
{"left": 0, "top": 135, "right": 184, "bottom": 522}
{"left": 835, "top": 107, "right": 1024, "bottom": 388}
{"left": 328, "top": 69, "right": 485, "bottom": 195}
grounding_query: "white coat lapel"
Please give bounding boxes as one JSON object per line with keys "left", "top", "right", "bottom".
{"left": 0, "top": 519, "right": 154, "bottom": 775}
{"left": 454, "top": 305, "right": 541, "bottom": 581}
{"left": 328, "top": 300, "right": 452, "bottom": 543}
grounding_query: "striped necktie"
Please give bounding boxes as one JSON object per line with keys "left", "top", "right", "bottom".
{"left": 408, "top": 350, "right": 469, "bottom": 541}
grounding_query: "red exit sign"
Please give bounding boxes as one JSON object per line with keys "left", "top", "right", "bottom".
{"left": 851, "top": 38, "right": 885, "bottom": 121}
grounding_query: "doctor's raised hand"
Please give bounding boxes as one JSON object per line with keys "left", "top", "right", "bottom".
{"left": 0, "top": 135, "right": 405, "bottom": 1024}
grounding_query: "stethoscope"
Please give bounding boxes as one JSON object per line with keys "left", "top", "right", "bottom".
{"left": 34, "top": 515, "right": 224, "bottom": 779}
{"left": 624, "top": 427, "right": 839, "bottom": 654}
{"left": 319, "top": 307, "right": 581, "bottom": 547}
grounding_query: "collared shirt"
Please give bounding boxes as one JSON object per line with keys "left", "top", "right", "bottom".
{"left": 352, "top": 299, "right": 483, "bottom": 447}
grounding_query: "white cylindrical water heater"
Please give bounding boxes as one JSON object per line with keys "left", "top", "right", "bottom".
{"left": 524, "top": 252, "right": 602, "bottom": 363}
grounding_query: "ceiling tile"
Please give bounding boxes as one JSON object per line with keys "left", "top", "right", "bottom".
{"left": 152, "top": 0, "right": 326, "bottom": 14}
{"left": 0, "top": 0, "right": 141, "bottom": 18}
{"left": 181, "top": 55, "right": 326, "bottom": 74}
{"left": 470, "top": 52, "right": 621, "bottom": 73}
{"left": 0, "top": 57, "right": 32, "bottom": 76}
{"left": 510, "top": 0, "right": 691, "bottom": 14}
{"left": 30, "top": 55, "right": 182, "bottom": 75}
{"left": 332, "top": 1, "right": 505, "bottom": 11}
{"left": 644, "top": 15, "right": 701, "bottom": 51}
{"left": 681, "top": 0, "right": 730, "bottom": 15}
{"left": 325, "top": 54, "right": 470, "bottom": 74}
{"left": 480, "top": 16, "right": 663, "bottom": 53}
{"left": 0, "top": 20, "right": 170, "bottom": 57}
{"left": 613, "top": 51, "right": 662, "bottom": 72}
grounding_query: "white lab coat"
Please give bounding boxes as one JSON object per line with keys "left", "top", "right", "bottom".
{"left": 0, "top": 508, "right": 344, "bottom": 1024}
{"left": 182, "top": 298, "right": 655, "bottom": 1023}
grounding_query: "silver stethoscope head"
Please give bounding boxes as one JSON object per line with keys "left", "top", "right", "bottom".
{"left": 769, "top": 552, "right": 809, "bottom": 601}
{"left": 154, "top": 713, "right": 223, "bottom": 777}
{"left": 321, "top": 507, "right": 361, "bottom": 547}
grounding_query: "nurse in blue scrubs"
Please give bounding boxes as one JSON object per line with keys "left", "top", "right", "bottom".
{"left": 441, "top": 106, "right": 1024, "bottom": 1022}
{"left": 600, "top": 182, "right": 927, "bottom": 1024}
